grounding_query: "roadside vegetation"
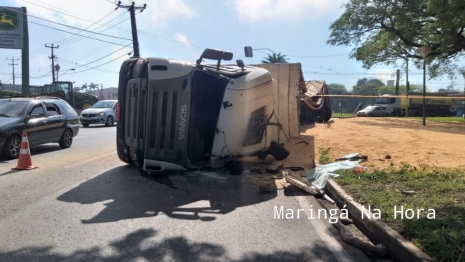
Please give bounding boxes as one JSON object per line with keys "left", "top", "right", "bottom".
{"left": 409, "top": 116, "right": 465, "bottom": 123}
{"left": 333, "top": 163, "right": 465, "bottom": 262}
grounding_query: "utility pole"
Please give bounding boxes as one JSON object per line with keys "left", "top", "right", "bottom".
{"left": 45, "top": 44, "right": 59, "bottom": 83}
{"left": 405, "top": 58, "right": 409, "bottom": 117}
{"left": 6, "top": 57, "right": 20, "bottom": 85}
{"left": 115, "top": 1, "right": 147, "bottom": 58}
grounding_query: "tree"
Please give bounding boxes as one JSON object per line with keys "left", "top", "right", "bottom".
{"left": 73, "top": 85, "right": 82, "bottom": 93}
{"left": 88, "top": 83, "right": 100, "bottom": 95}
{"left": 327, "top": 83, "right": 352, "bottom": 113}
{"left": 261, "top": 52, "right": 289, "bottom": 63}
{"left": 81, "top": 83, "right": 88, "bottom": 93}
{"left": 327, "top": 0, "right": 465, "bottom": 78}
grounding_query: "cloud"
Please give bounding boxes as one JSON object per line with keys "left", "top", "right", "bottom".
{"left": 232, "top": 0, "right": 345, "bottom": 23}
{"left": 374, "top": 69, "right": 395, "bottom": 84}
{"left": 175, "top": 34, "right": 191, "bottom": 48}
{"left": 147, "top": 0, "right": 196, "bottom": 28}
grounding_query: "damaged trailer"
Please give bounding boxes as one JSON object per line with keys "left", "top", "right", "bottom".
{"left": 299, "top": 80, "right": 332, "bottom": 123}
{"left": 116, "top": 48, "right": 289, "bottom": 174}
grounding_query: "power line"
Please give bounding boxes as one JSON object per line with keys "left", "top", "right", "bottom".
{"left": 68, "top": 44, "right": 133, "bottom": 70}
{"left": 27, "top": 20, "right": 132, "bottom": 46}
{"left": 21, "top": 0, "right": 126, "bottom": 32}
{"left": 59, "top": 13, "right": 130, "bottom": 46}
{"left": 53, "top": 10, "right": 117, "bottom": 45}
{"left": 65, "top": 52, "right": 132, "bottom": 75}
{"left": 2, "top": 7, "right": 131, "bottom": 41}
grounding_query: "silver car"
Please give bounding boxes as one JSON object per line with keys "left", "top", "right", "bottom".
{"left": 80, "top": 100, "right": 117, "bottom": 127}
{"left": 356, "top": 106, "right": 388, "bottom": 117}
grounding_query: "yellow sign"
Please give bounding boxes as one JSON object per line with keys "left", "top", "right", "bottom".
{"left": 83, "top": 103, "right": 91, "bottom": 109}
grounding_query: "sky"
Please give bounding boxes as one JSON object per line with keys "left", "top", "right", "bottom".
{"left": 1, "top": 0, "right": 464, "bottom": 92}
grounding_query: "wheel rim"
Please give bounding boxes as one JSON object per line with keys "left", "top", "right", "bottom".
{"left": 64, "top": 131, "right": 72, "bottom": 146}
{"left": 107, "top": 117, "right": 113, "bottom": 125}
{"left": 9, "top": 138, "right": 21, "bottom": 157}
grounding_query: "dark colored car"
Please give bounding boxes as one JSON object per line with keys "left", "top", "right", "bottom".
{"left": 0, "top": 97, "right": 80, "bottom": 159}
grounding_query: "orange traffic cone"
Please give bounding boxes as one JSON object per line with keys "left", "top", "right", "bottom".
{"left": 12, "top": 132, "right": 38, "bottom": 170}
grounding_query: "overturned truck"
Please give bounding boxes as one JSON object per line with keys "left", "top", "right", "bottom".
{"left": 116, "top": 48, "right": 289, "bottom": 173}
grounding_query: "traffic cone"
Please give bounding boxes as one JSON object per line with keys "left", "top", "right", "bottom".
{"left": 12, "top": 132, "right": 38, "bottom": 170}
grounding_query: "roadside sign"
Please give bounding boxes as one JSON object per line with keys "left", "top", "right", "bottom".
{"left": 0, "top": 6, "right": 24, "bottom": 49}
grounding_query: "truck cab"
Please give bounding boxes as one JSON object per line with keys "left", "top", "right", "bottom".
{"left": 374, "top": 94, "right": 401, "bottom": 116}
{"left": 116, "top": 48, "right": 289, "bottom": 173}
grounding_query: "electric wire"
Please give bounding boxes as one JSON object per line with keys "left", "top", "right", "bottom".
{"left": 3, "top": 7, "right": 131, "bottom": 41}
{"left": 64, "top": 52, "right": 132, "bottom": 75}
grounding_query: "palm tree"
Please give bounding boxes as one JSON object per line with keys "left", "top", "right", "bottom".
{"left": 261, "top": 52, "right": 289, "bottom": 63}
{"left": 81, "top": 83, "right": 88, "bottom": 93}
{"left": 88, "top": 83, "right": 100, "bottom": 95}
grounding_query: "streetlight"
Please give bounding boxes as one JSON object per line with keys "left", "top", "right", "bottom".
{"left": 419, "top": 46, "right": 430, "bottom": 126}
{"left": 57, "top": 68, "right": 75, "bottom": 81}
{"left": 244, "top": 46, "right": 277, "bottom": 57}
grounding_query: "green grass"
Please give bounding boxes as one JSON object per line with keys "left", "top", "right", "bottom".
{"left": 408, "top": 116, "right": 465, "bottom": 123}
{"left": 319, "top": 148, "right": 332, "bottom": 165}
{"left": 332, "top": 112, "right": 354, "bottom": 118}
{"left": 335, "top": 164, "right": 465, "bottom": 262}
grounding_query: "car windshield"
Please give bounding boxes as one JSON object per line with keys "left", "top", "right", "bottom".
{"left": 0, "top": 100, "right": 29, "bottom": 118}
{"left": 363, "top": 106, "right": 377, "bottom": 110}
{"left": 90, "top": 101, "right": 115, "bottom": 109}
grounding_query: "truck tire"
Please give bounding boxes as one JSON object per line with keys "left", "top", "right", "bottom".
{"left": 267, "top": 140, "right": 290, "bottom": 161}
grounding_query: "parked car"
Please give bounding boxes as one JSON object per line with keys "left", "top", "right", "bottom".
{"left": 80, "top": 100, "right": 117, "bottom": 127}
{"left": 0, "top": 97, "right": 80, "bottom": 159}
{"left": 356, "top": 106, "right": 388, "bottom": 117}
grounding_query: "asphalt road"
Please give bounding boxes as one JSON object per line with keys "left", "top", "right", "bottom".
{"left": 0, "top": 125, "right": 373, "bottom": 262}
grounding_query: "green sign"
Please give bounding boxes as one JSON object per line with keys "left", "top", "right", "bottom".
{"left": 0, "top": 7, "right": 23, "bottom": 49}
{"left": 0, "top": 8, "right": 19, "bottom": 30}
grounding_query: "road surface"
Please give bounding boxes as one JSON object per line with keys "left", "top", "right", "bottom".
{"left": 0, "top": 125, "right": 374, "bottom": 261}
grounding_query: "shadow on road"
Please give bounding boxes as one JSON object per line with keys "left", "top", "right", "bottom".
{"left": 0, "top": 228, "right": 336, "bottom": 262}
{"left": 57, "top": 165, "right": 277, "bottom": 223}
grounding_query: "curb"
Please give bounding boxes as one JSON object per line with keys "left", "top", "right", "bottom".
{"left": 325, "top": 179, "right": 434, "bottom": 262}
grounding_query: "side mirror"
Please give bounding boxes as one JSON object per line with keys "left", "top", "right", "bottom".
{"left": 244, "top": 46, "right": 253, "bottom": 57}
{"left": 196, "top": 48, "right": 234, "bottom": 65}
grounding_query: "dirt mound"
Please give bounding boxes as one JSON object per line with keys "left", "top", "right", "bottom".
{"left": 286, "top": 117, "right": 465, "bottom": 170}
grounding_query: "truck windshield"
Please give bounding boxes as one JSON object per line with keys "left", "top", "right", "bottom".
{"left": 0, "top": 100, "right": 28, "bottom": 118}
{"left": 91, "top": 101, "right": 116, "bottom": 109}
{"left": 374, "top": 97, "right": 389, "bottom": 104}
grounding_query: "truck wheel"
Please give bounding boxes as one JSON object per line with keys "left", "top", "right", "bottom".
{"left": 59, "top": 129, "right": 73, "bottom": 148}
{"left": 267, "top": 140, "right": 290, "bottom": 161}
{"left": 105, "top": 116, "right": 114, "bottom": 127}
{"left": 2, "top": 135, "right": 22, "bottom": 159}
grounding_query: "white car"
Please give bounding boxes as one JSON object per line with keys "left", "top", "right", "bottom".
{"left": 80, "top": 100, "right": 117, "bottom": 127}
{"left": 356, "top": 106, "right": 388, "bottom": 117}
